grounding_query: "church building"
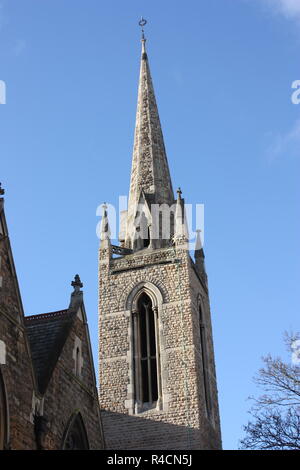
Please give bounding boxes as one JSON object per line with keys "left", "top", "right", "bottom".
{"left": 0, "top": 21, "right": 221, "bottom": 451}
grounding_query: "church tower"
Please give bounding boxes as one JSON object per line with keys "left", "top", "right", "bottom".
{"left": 98, "top": 21, "right": 222, "bottom": 450}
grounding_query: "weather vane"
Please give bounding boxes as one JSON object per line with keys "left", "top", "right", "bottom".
{"left": 139, "top": 17, "right": 147, "bottom": 40}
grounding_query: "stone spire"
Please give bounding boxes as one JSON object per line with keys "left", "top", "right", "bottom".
{"left": 125, "top": 24, "right": 174, "bottom": 246}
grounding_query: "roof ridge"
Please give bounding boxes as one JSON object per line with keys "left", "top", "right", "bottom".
{"left": 25, "top": 309, "right": 69, "bottom": 323}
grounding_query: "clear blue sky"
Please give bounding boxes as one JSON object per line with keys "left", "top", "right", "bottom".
{"left": 1, "top": 0, "right": 299, "bottom": 450}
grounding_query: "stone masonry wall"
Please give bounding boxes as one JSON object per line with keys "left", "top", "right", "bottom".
{"left": 41, "top": 315, "right": 104, "bottom": 450}
{"left": 98, "top": 245, "right": 222, "bottom": 450}
{"left": 0, "top": 236, "right": 36, "bottom": 450}
{"left": 187, "top": 261, "right": 222, "bottom": 448}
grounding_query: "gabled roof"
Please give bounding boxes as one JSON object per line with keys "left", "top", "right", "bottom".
{"left": 24, "top": 309, "right": 76, "bottom": 394}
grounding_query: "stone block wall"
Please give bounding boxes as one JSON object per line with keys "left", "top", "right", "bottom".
{"left": 98, "top": 245, "right": 222, "bottom": 449}
{"left": 0, "top": 235, "right": 36, "bottom": 450}
{"left": 40, "top": 315, "right": 104, "bottom": 450}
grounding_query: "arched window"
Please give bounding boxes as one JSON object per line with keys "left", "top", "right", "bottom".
{"left": 133, "top": 293, "right": 160, "bottom": 411}
{"left": 62, "top": 412, "right": 89, "bottom": 450}
{"left": 199, "top": 303, "right": 212, "bottom": 418}
{"left": 0, "top": 368, "right": 8, "bottom": 450}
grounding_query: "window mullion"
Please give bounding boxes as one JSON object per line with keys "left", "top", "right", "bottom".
{"left": 145, "top": 303, "right": 152, "bottom": 404}
{"left": 153, "top": 306, "right": 161, "bottom": 406}
{"left": 133, "top": 311, "right": 140, "bottom": 404}
{"left": 139, "top": 311, "right": 146, "bottom": 403}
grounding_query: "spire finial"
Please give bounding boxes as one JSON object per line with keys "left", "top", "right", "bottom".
{"left": 71, "top": 274, "right": 83, "bottom": 292}
{"left": 177, "top": 187, "right": 182, "bottom": 199}
{"left": 0, "top": 183, "right": 5, "bottom": 196}
{"left": 139, "top": 17, "right": 147, "bottom": 55}
{"left": 139, "top": 17, "right": 147, "bottom": 40}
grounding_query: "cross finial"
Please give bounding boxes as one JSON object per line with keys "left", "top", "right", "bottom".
{"left": 71, "top": 274, "right": 83, "bottom": 292}
{"left": 0, "top": 183, "right": 4, "bottom": 196}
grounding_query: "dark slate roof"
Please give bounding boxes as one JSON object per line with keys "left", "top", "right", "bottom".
{"left": 24, "top": 309, "right": 76, "bottom": 394}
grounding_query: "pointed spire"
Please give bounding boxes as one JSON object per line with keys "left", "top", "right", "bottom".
{"left": 126, "top": 21, "right": 174, "bottom": 246}
{"left": 0, "top": 183, "right": 5, "bottom": 196}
